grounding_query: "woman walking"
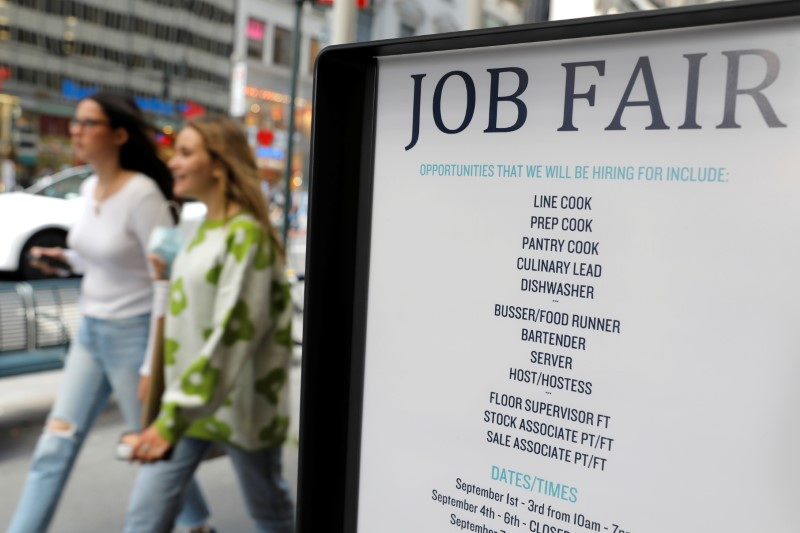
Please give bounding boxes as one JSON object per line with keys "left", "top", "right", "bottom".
{"left": 124, "top": 116, "right": 294, "bottom": 532}
{"left": 8, "top": 92, "right": 212, "bottom": 533}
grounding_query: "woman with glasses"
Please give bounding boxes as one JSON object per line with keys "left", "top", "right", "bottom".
{"left": 8, "top": 92, "right": 213, "bottom": 533}
{"left": 123, "top": 117, "right": 294, "bottom": 533}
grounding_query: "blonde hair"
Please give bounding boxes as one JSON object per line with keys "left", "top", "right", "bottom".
{"left": 187, "top": 116, "right": 284, "bottom": 258}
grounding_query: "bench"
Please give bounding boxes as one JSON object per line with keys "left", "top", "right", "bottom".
{"left": 0, "top": 279, "right": 81, "bottom": 377}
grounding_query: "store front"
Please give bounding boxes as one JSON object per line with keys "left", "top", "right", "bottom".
{"left": 242, "top": 84, "right": 312, "bottom": 189}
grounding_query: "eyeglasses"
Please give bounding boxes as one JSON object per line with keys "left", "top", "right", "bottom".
{"left": 69, "top": 118, "right": 109, "bottom": 130}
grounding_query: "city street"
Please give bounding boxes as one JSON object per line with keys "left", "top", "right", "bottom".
{"left": 0, "top": 364, "right": 302, "bottom": 532}
{"left": 0, "top": 234, "right": 307, "bottom": 531}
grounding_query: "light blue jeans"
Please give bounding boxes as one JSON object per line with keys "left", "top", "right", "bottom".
{"left": 125, "top": 438, "right": 294, "bottom": 533}
{"left": 8, "top": 314, "right": 211, "bottom": 533}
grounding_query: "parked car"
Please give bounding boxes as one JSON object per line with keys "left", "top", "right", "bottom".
{"left": 0, "top": 166, "right": 92, "bottom": 279}
{"left": 0, "top": 166, "right": 206, "bottom": 280}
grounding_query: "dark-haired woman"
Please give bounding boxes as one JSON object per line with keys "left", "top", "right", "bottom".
{"left": 8, "top": 93, "right": 212, "bottom": 533}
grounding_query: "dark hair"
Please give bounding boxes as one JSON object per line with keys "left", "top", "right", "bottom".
{"left": 85, "top": 91, "right": 177, "bottom": 222}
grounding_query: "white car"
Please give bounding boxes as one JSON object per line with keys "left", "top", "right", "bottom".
{"left": 0, "top": 166, "right": 206, "bottom": 279}
{"left": 0, "top": 166, "right": 92, "bottom": 279}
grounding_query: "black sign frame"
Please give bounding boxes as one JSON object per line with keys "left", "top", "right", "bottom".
{"left": 296, "top": 2, "right": 800, "bottom": 531}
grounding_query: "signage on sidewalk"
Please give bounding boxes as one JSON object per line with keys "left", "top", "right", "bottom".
{"left": 298, "top": 3, "right": 800, "bottom": 532}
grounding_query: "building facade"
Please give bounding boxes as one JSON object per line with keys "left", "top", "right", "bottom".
{"left": 0, "top": 0, "right": 235, "bottom": 179}
{"left": 231, "top": 0, "right": 327, "bottom": 192}
{"left": 357, "top": 0, "right": 523, "bottom": 42}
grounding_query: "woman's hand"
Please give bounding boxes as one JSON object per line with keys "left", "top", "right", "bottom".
{"left": 131, "top": 425, "right": 173, "bottom": 463}
{"left": 28, "top": 246, "right": 69, "bottom": 276}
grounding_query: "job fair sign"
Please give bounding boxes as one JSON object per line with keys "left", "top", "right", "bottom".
{"left": 355, "top": 13, "right": 799, "bottom": 533}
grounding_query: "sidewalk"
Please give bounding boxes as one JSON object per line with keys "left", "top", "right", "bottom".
{"left": 0, "top": 369, "right": 63, "bottom": 427}
{"left": 0, "top": 366, "right": 301, "bottom": 532}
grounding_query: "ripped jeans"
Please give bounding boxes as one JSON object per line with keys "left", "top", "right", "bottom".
{"left": 8, "top": 314, "right": 211, "bottom": 533}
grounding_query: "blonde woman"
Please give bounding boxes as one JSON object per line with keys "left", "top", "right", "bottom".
{"left": 124, "top": 117, "right": 294, "bottom": 533}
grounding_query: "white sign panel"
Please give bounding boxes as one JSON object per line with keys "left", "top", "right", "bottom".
{"left": 359, "top": 17, "right": 799, "bottom": 533}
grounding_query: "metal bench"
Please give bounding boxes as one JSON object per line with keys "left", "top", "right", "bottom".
{"left": 0, "top": 279, "right": 81, "bottom": 377}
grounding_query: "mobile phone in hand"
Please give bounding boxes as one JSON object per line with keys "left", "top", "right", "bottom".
{"left": 28, "top": 254, "right": 72, "bottom": 272}
{"left": 115, "top": 441, "right": 134, "bottom": 461}
{"left": 116, "top": 431, "right": 137, "bottom": 461}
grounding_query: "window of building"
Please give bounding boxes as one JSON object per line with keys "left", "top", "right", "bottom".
{"left": 273, "top": 26, "right": 292, "bottom": 67}
{"left": 85, "top": 6, "right": 100, "bottom": 24}
{"left": 17, "top": 28, "right": 37, "bottom": 46}
{"left": 45, "top": 71, "right": 61, "bottom": 90}
{"left": 247, "top": 17, "right": 265, "bottom": 60}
